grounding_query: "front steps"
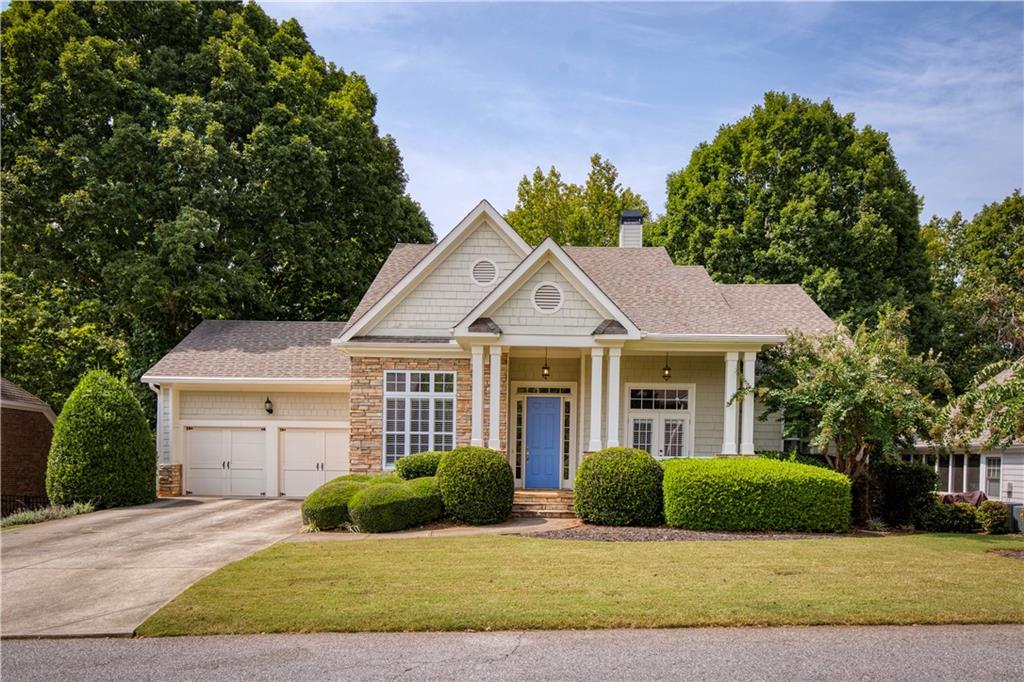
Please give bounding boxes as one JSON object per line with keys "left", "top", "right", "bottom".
{"left": 512, "top": 489, "right": 575, "bottom": 519}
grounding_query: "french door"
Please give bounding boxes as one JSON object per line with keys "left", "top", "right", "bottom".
{"left": 629, "top": 414, "right": 691, "bottom": 458}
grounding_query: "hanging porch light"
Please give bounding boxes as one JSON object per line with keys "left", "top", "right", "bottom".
{"left": 541, "top": 347, "right": 551, "bottom": 380}
{"left": 662, "top": 353, "right": 672, "bottom": 382}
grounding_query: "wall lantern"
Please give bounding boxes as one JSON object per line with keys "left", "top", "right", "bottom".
{"left": 541, "top": 348, "right": 551, "bottom": 380}
{"left": 662, "top": 353, "right": 672, "bottom": 382}
{"left": 264, "top": 397, "right": 274, "bottom": 414}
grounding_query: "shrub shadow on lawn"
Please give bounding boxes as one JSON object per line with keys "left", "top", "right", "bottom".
{"left": 526, "top": 524, "right": 917, "bottom": 542}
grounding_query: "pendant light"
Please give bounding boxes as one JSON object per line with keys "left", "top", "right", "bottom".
{"left": 541, "top": 347, "right": 551, "bottom": 380}
{"left": 662, "top": 353, "right": 672, "bottom": 382}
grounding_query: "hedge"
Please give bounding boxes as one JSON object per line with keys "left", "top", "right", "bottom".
{"left": 663, "top": 458, "right": 852, "bottom": 532}
{"left": 46, "top": 370, "right": 156, "bottom": 508}
{"left": 396, "top": 451, "right": 445, "bottom": 480}
{"left": 301, "top": 479, "right": 368, "bottom": 530}
{"left": 977, "top": 500, "right": 1013, "bottom": 535}
{"left": 871, "top": 460, "right": 939, "bottom": 527}
{"left": 758, "top": 450, "right": 829, "bottom": 469}
{"left": 347, "top": 476, "right": 444, "bottom": 533}
{"left": 436, "top": 446, "right": 513, "bottom": 525}
{"left": 920, "top": 500, "right": 979, "bottom": 533}
{"left": 574, "top": 447, "right": 663, "bottom": 526}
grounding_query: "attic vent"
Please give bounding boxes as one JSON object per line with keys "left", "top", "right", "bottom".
{"left": 471, "top": 259, "right": 498, "bottom": 286}
{"left": 532, "top": 282, "right": 563, "bottom": 313}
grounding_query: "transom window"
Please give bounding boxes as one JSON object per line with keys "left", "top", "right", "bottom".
{"left": 629, "top": 388, "right": 688, "bottom": 410}
{"left": 383, "top": 371, "right": 455, "bottom": 468}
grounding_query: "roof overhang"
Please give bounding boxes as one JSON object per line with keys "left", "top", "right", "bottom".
{"left": 140, "top": 375, "right": 350, "bottom": 387}
{"left": 1, "top": 399, "right": 56, "bottom": 424}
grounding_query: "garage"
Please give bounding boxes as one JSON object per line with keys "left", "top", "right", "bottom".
{"left": 186, "top": 427, "right": 267, "bottom": 497}
{"left": 279, "top": 428, "right": 349, "bottom": 497}
{"left": 141, "top": 320, "right": 353, "bottom": 499}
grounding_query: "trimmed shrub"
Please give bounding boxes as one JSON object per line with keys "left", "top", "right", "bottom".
{"left": 301, "top": 479, "right": 368, "bottom": 530}
{"left": 436, "top": 446, "right": 513, "bottom": 525}
{"left": 329, "top": 473, "right": 399, "bottom": 485}
{"left": 920, "top": 500, "right": 980, "bottom": 533}
{"left": 663, "top": 458, "right": 851, "bottom": 532}
{"left": 758, "top": 450, "right": 829, "bottom": 469}
{"left": 396, "top": 451, "right": 445, "bottom": 480}
{"left": 977, "top": 500, "right": 1013, "bottom": 535}
{"left": 871, "top": 460, "right": 939, "bottom": 527}
{"left": 46, "top": 370, "right": 156, "bottom": 508}
{"left": 574, "top": 447, "right": 663, "bottom": 526}
{"left": 347, "top": 476, "right": 444, "bottom": 533}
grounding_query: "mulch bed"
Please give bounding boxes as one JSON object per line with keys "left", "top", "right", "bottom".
{"left": 991, "top": 549, "right": 1024, "bottom": 560}
{"left": 527, "top": 524, "right": 856, "bottom": 542}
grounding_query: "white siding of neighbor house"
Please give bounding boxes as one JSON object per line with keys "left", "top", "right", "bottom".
{"left": 491, "top": 262, "right": 605, "bottom": 335}
{"left": 179, "top": 391, "right": 349, "bottom": 421}
{"left": 370, "top": 222, "right": 522, "bottom": 335}
{"left": 158, "top": 386, "right": 172, "bottom": 464}
{"left": 990, "top": 452, "right": 1024, "bottom": 504}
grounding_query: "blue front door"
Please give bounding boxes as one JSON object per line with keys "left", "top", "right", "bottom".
{"left": 525, "top": 397, "right": 561, "bottom": 488}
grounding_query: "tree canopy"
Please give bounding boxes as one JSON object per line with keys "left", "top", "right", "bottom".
{"left": 1, "top": 1, "right": 433, "bottom": 410}
{"left": 922, "top": 191, "right": 1024, "bottom": 392}
{"left": 505, "top": 154, "right": 650, "bottom": 246}
{"left": 662, "top": 92, "right": 937, "bottom": 351}
{"left": 938, "top": 357, "right": 1024, "bottom": 452}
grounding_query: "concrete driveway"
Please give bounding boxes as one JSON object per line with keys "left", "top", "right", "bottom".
{"left": 1, "top": 497, "right": 301, "bottom": 638}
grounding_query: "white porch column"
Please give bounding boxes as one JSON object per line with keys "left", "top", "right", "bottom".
{"left": 606, "top": 347, "right": 622, "bottom": 448}
{"left": 487, "top": 345, "right": 502, "bottom": 450}
{"left": 589, "top": 348, "right": 604, "bottom": 452}
{"left": 471, "top": 345, "right": 484, "bottom": 447}
{"left": 963, "top": 454, "right": 969, "bottom": 492}
{"left": 740, "top": 351, "right": 757, "bottom": 455}
{"left": 721, "top": 352, "right": 739, "bottom": 455}
{"left": 947, "top": 454, "right": 955, "bottom": 493}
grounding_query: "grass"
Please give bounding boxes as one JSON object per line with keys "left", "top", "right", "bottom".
{"left": 0, "top": 501, "right": 95, "bottom": 529}
{"left": 138, "top": 533, "right": 1024, "bottom": 636}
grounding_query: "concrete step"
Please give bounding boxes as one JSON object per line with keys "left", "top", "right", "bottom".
{"left": 510, "top": 508, "right": 577, "bottom": 519}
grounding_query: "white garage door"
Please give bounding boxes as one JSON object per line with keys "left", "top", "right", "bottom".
{"left": 280, "top": 428, "right": 349, "bottom": 497}
{"left": 186, "top": 427, "right": 266, "bottom": 497}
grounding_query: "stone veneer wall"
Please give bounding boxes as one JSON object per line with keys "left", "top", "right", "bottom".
{"left": 349, "top": 354, "right": 508, "bottom": 473}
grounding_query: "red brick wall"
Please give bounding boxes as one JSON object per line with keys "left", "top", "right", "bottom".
{"left": 1, "top": 408, "right": 52, "bottom": 498}
{"left": 348, "top": 353, "right": 508, "bottom": 472}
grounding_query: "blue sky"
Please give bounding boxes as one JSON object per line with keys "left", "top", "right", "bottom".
{"left": 263, "top": 1, "right": 1023, "bottom": 235}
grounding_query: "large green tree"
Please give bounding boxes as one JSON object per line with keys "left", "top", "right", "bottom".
{"left": 923, "top": 191, "right": 1024, "bottom": 392}
{"left": 1, "top": 1, "right": 433, "bottom": 410}
{"left": 662, "top": 92, "right": 937, "bottom": 350}
{"left": 505, "top": 154, "right": 650, "bottom": 246}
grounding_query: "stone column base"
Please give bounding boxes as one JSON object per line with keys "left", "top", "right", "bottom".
{"left": 158, "top": 463, "right": 183, "bottom": 497}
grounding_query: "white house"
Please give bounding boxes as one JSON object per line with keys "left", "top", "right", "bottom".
{"left": 143, "top": 200, "right": 834, "bottom": 498}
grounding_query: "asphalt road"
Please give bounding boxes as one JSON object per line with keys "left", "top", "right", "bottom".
{"left": 1, "top": 497, "right": 301, "bottom": 637}
{"left": 3, "top": 625, "right": 1022, "bottom": 681}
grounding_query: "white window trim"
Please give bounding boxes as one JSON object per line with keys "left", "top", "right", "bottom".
{"left": 531, "top": 281, "right": 564, "bottom": 314}
{"left": 509, "top": 381, "right": 577, "bottom": 489}
{"left": 982, "top": 455, "right": 1002, "bottom": 500}
{"left": 624, "top": 382, "right": 697, "bottom": 459}
{"left": 381, "top": 370, "right": 457, "bottom": 469}
{"left": 469, "top": 258, "right": 499, "bottom": 287}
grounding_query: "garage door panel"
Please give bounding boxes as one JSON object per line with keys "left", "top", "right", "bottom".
{"left": 229, "top": 429, "right": 266, "bottom": 471}
{"left": 188, "top": 429, "right": 226, "bottom": 469}
{"left": 187, "top": 427, "right": 265, "bottom": 497}
{"left": 281, "top": 430, "right": 322, "bottom": 471}
{"left": 228, "top": 467, "right": 266, "bottom": 497}
{"left": 324, "top": 429, "right": 349, "bottom": 477}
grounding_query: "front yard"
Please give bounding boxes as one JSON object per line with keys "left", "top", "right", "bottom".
{"left": 138, "top": 533, "right": 1024, "bottom": 636}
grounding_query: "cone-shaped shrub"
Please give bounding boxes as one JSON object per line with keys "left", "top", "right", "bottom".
{"left": 46, "top": 370, "right": 156, "bottom": 508}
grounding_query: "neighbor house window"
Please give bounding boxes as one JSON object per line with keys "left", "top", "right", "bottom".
{"left": 383, "top": 371, "right": 455, "bottom": 468}
{"left": 985, "top": 457, "right": 1002, "bottom": 499}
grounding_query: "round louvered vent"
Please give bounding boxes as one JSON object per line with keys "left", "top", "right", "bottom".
{"left": 532, "top": 282, "right": 563, "bottom": 313}
{"left": 471, "top": 259, "right": 498, "bottom": 285}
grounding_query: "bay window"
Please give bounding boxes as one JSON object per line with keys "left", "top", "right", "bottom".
{"left": 383, "top": 371, "right": 456, "bottom": 467}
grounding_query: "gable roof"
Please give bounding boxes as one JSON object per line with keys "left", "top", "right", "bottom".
{"left": 454, "top": 238, "right": 641, "bottom": 338}
{"left": 337, "top": 200, "right": 529, "bottom": 343}
{"left": 1, "top": 378, "right": 55, "bottom": 421}
{"left": 143, "top": 320, "right": 350, "bottom": 382}
{"left": 343, "top": 243, "right": 433, "bottom": 334}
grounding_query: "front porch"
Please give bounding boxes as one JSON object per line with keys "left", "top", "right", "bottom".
{"left": 468, "top": 345, "right": 779, "bottom": 491}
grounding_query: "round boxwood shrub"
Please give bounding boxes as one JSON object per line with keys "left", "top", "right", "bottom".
{"left": 436, "top": 446, "right": 513, "bottom": 525}
{"left": 347, "top": 476, "right": 444, "bottom": 533}
{"left": 301, "top": 479, "right": 368, "bottom": 530}
{"left": 663, "top": 457, "right": 851, "bottom": 533}
{"left": 46, "top": 370, "right": 156, "bottom": 508}
{"left": 574, "top": 447, "right": 663, "bottom": 526}
{"left": 977, "top": 500, "right": 1013, "bottom": 535}
{"left": 396, "top": 451, "right": 445, "bottom": 480}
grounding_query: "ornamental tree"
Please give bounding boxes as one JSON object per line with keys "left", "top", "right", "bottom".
{"left": 757, "top": 307, "right": 949, "bottom": 486}
{"left": 938, "top": 357, "right": 1024, "bottom": 451}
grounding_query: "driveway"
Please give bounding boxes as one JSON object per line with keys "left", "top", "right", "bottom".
{"left": 3, "top": 626, "right": 1022, "bottom": 681}
{"left": 1, "top": 497, "right": 300, "bottom": 638}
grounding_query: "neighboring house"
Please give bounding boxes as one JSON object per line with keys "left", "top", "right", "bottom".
{"left": 910, "top": 365, "right": 1023, "bottom": 505}
{"left": 143, "top": 200, "right": 833, "bottom": 498}
{"left": 1, "top": 379, "right": 56, "bottom": 515}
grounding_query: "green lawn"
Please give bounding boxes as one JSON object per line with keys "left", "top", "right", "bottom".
{"left": 138, "top": 533, "right": 1024, "bottom": 636}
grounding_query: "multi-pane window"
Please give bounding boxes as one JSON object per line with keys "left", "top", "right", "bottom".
{"left": 383, "top": 371, "right": 456, "bottom": 467}
{"left": 985, "top": 457, "right": 1002, "bottom": 499}
{"left": 627, "top": 386, "right": 692, "bottom": 459}
{"left": 631, "top": 418, "right": 653, "bottom": 453}
{"left": 629, "top": 388, "right": 688, "bottom": 410}
{"left": 562, "top": 400, "right": 572, "bottom": 480}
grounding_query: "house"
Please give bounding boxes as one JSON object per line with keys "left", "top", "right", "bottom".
{"left": 1, "top": 379, "right": 56, "bottom": 515}
{"left": 143, "top": 200, "right": 833, "bottom": 498}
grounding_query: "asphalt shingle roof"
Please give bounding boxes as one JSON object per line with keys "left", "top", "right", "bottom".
{"left": 143, "top": 320, "right": 351, "bottom": 380}
{"left": 1, "top": 379, "right": 51, "bottom": 410}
